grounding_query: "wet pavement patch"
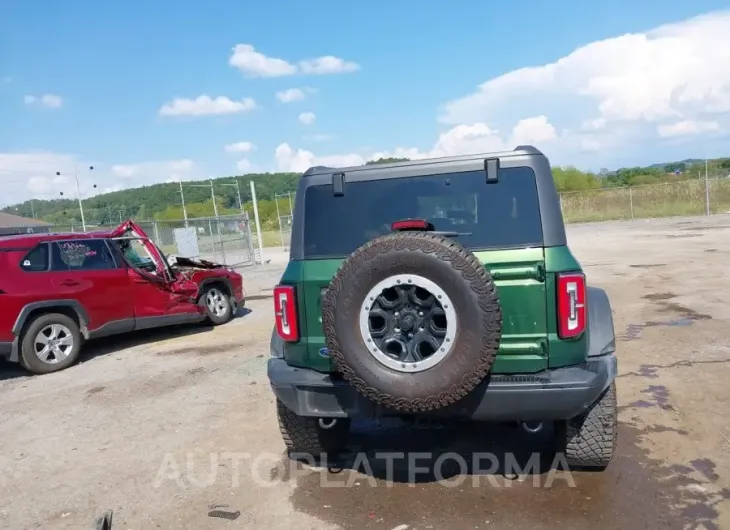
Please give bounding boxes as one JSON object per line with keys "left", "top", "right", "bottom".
{"left": 157, "top": 342, "right": 252, "bottom": 356}
{"left": 681, "top": 225, "right": 728, "bottom": 232}
{"left": 624, "top": 385, "right": 673, "bottom": 410}
{"left": 656, "top": 301, "right": 712, "bottom": 321}
{"left": 690, "top": 459, "right": 720, "bottom": 482}
{"left": 619, "top": 299, "right": 712, "bottom": 341}
{"left": 642, "top": 292, "right": 677, "bottom": 301}
{"left": 86, "top": 386, "right": 105, "bottom": 395}
{"left": 641, "top": 424, "right": 689, "bottom": 436}
{"left": 620, "top": 319, "right": 694, "bottom": 341}
{"left": 279, "top": 420, "right": 695, "bottom": 530}
{"left": 620, "top": 358, "right": 730, "bottom": 378}
{"left": 635, "top": 365, "right": 660, "bottom": 378}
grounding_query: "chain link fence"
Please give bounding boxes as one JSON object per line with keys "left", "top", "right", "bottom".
{"left": 45, "top": 213, "right": 257, "bottom": 268}
{"left": 274, "top": 192, "right": 295, "bottom": 247}
{"left": 558, "top": 176, "right": 730, "bottom": 223}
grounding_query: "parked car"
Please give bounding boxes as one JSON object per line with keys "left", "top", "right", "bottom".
{"left": 0, "top": 220, "right": 245, "bottom": 374}
{"left": 268, "top": 146, "right": 618, "bottom": 470}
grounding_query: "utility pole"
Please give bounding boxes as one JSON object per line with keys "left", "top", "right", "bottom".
{"left": 179, "top": 180, "right": 188, "bottom": 226}
{"left": 57, "top": 164, "right": 94, "bottom": 232}
{"left": 234, "top": 179, "right": 244, "bottom": 214}
{"left": 74, "top": 164, "right": 86, "bottom": 232}
{"left": 210, "top": 179, "right": 219, "bottom": 218}
{"left": 250, "top": 181, "right": 264, "bottom": 264}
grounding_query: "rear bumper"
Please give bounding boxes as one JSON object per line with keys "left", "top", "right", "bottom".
{"left": 268, "top": 354, "right": 617, "bottom": 421}
{"left": 0, "top": 342, "right": 12, "bottom": 358}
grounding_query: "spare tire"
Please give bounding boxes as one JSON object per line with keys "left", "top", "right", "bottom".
{"left": 322, "top": 231, "right": 502, "bottom": 413}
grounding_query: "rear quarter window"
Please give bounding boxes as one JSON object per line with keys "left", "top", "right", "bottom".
{"left": 302, "top": 167, "right": 543, "bottom": 258}
{"left": 19, "top": 244, "right": 50, "bottom": 272}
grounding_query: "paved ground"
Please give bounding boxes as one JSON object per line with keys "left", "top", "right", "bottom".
{"left": 1, "top": 215, "right": 730, "bottom": 529}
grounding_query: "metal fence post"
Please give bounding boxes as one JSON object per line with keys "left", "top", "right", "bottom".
{"left": 705, "top": 174, "right": 711, "bottom": 216}
{"left": 153, "top": 221, "right": 161, "bottom": 246}
{"left": 629, "top": 186, "right": 634, "bottom": 220}
{"left": 217, "top": 217, "right": 226, "bottom": 265}
{"left": 275, "top": 194, "right": 284, "bottom": 246}
{"left": 245, "top": 212, "right": 255, "bottom": 264}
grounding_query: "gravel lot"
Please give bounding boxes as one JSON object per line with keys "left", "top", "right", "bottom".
{"left": 1, "top": 215, "right": 729, "bottom": 529}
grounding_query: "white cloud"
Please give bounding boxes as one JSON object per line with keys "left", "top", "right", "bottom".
{"left": 0, "top": 152, "right": 204, "bottom": 208}
{"left": 657, "top": 119, "right": 720, "bottom": 137}
{"left": 229, "top": 45, "right": 298, "bottom": 77}
{"left": 582, "top": 117, "right": 607, "bottom": 131}
{"left": 0, "top": 152, "right": 98, "bottom": 206}
{"left": 229, "top": 44, "right": 359, "bottom": 77}
{"left": 24, "top": 94, "right": 63, "bottom": 109}
{"left": 275, "top": 143, "right": 365, "bottom": 173}
{"left": 299, "top": 112, "right": 316, "bottom": 125}
{"left": 236, "top": 158, "right": 252, "bottom": 171}
{"left": 224, "top": 141, "right": 255, "bottom": 153}
{"left": 370, "top": 115, "right": 559, "bottom": 162}
{"left": 159, "top": 95, "right": 257, "bottom": 117}
{"left": 434, "top": 11, "right": 730, "bottom": 164}
{"left": 299, "top": 56, "right": 359, "bottom": 75}
{"left": 276, "top": 88, "right": 306, "bottom": 103}
{"left": 274, "top": 114, "right": 559, "bottom": 174}
{"left": 111, "top": 159, "right": 196, "bottom": 182}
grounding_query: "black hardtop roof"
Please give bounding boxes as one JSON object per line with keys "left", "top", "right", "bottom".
{"left": 287, "top": 144, "right": 568, "bottom": 259}
{"left": 301, "top": 145, "right": 546, "bottom": 178}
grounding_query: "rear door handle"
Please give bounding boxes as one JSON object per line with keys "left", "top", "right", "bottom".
{"left": 60, "top": 280, "right": 81, "bottom": 287}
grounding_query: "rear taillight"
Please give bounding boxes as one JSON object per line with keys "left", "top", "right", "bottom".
{"left": 556, "top": 272, "right": 586, "bottom": 339}
{"left": 274, "top": 285, "right": 299, "bottom": 342}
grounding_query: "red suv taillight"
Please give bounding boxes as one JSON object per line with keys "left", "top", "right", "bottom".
{"left": 274, "top": 285, "right": 299, "bottom": 342}
{"left": 556, "top": 272, "right": 586, "bottom": 339}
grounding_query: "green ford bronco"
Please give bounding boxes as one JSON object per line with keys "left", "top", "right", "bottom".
{"left": 268, "top": 146, "right": 618, "bottom": 470}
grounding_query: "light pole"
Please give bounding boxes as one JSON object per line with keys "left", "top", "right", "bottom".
{"left": 185, "top": 179, "right": 220, "bottom": 218}
{"left": 186, "top": 179, "right": 225, "bottom": 263}
{"left": 217, "top": 179, "right": 245, "bottom": 214}
{"left": 57, "top": 164, "right": 95, "bottom": 232}
{"left": 178, "top": 180, "right": 188, "bottom": 226}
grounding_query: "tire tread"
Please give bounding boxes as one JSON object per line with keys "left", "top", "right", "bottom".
{"left": 322, "top": 231, "right": 502, "bottom": 413}
{"left": 562, "top": 382, "right": 618, "bottom": 470}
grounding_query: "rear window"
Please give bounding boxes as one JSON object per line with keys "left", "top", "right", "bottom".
{"left": 302, "top": 167, "right": 543, "bottom": 258}
{"left": 51, "top": 240, "right": 117, "bottom": 271}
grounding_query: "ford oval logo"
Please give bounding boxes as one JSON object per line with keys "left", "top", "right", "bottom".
{"left": 318, "top": 348, "right": 330, "bottom": 358}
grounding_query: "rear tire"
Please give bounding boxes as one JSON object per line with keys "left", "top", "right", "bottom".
{"left": 557, "top": 382, "right": 618, "bottom": 470}
{"left": 20, "top": 313, "right": 82, "bottom": 374}
{"left": 276, "top": 400, "right": 350, "bottom": 458}
{"left": 199, "top": 285, "right": 233, "bottom": 325}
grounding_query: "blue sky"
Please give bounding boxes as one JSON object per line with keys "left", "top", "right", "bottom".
{"left": 2, "top": 0, "right": 730, "bottom": 205}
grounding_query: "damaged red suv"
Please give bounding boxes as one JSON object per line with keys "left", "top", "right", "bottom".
{"left": 0, "top": 220, "right": 245, "bottom": 374}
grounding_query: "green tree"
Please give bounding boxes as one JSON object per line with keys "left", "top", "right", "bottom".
{"left": 366, "top": 157, "right": 410, "bottom": 165}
